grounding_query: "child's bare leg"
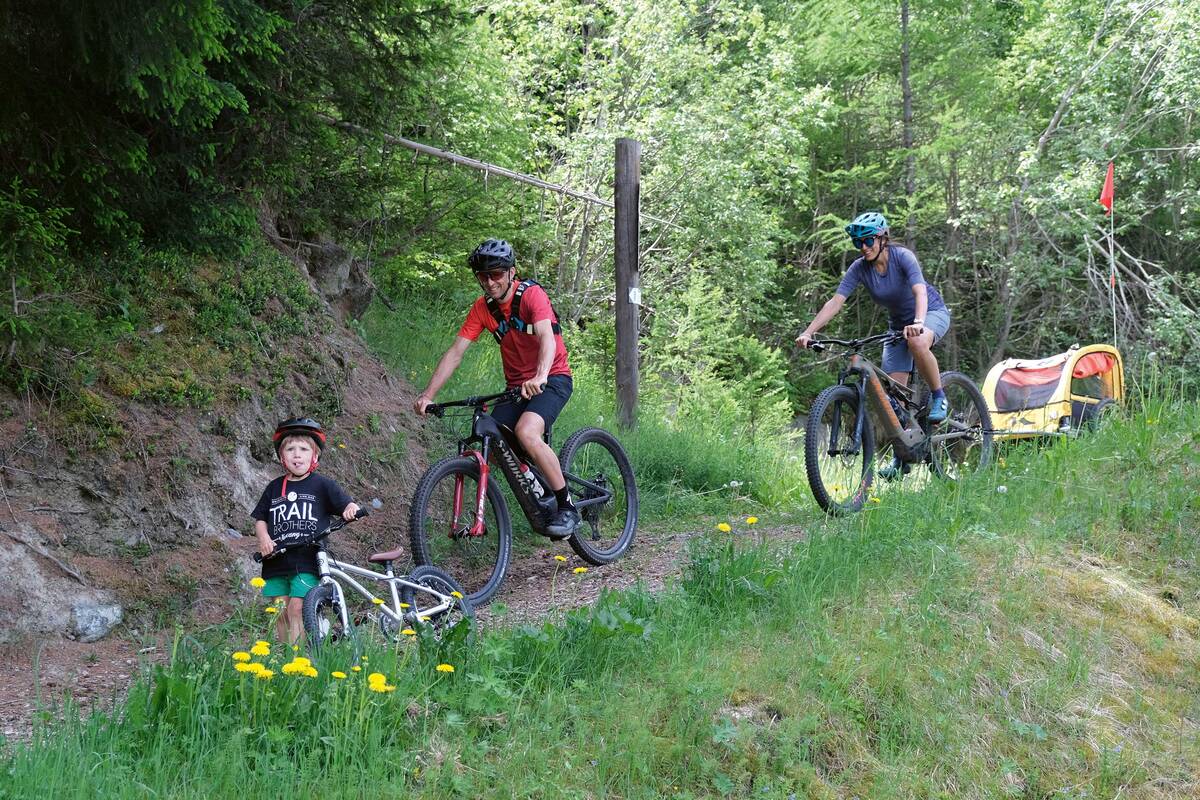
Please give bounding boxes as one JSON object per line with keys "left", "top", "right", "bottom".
{"left": 286, "top": 596, "right": 305, "bottom": 645}
{"left": 272, "top": 596, "right": 289, "bottom": 642}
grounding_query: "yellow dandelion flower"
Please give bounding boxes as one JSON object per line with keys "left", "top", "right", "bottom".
{"left": 255, "top": 640, "right": 269, "bottom": 646}
{"left": 451, "top": 590, "right": 463, "bottom": 599}
{"left": 573, "top": 567, "right": 588, "bottom": 574}
{"left": 250, "top": 642, "right": 270, "bottom": 657}
{"left": 399, "top": 603, "right": 410, "bottom": 609}
{"left": 746, "top": 516, "right": 758, "bottom": 525}
{"left": 869, "top": 497, "right": 882, "bottom": 504}
{"left": 716, "top": 522, "right": 732, "bottom": 532}
{"left": 368, "top": 672, "right": 387, "bottom": 684}
{"left": 234, "top": 662, "right": 255, "bottom": 673}
{"left": 351, "top": 666, "right": 362, "bottom": 672}
{"left": 372, "top": 597, "right": 385, "bottom": 605}
{"left": 245, "top": 662, "right": 266, "bottom": 675}
{"left": 435, "top": 664, "right": 455, "bottom": 673}
{"left": 338, "top": 443, "right": 347, "bottom": 449}
{"left": 255, "top": 669, "right": 274, "bottom": 680}
{"left": 264, "top": 606, "right": 279, "bottom": 614}
{"left": 360, "top": 655, "right": 368, "bottom": 662}
{"left": 303, "top": 667, "right": 318, "bottom": 678}
{"left": 368, "top": 682, "right": 396, "bottom": 693}
{"left": 419, "top": 616, "right": 431, "bottom": 622}
{"left": 401, "top": 629, "right": 416, "bottom": 636}
{"left": 554, "top": 555, "right": 567, "bottom": 562}
{"left": 232, "top": 651, "right": 251, "bottom": 662}
{"left": 250, "top": 577, "right": 266, "bottom": 588}
{"left": 331, "top": 671, "right": 347, "bottom": 679}
{"left": 282, "top": 662, "right": 301, "bottom": 675}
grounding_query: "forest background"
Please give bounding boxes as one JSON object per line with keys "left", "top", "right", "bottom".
{"left": 2, "top": 0, "right": 1199, "bottom": 491}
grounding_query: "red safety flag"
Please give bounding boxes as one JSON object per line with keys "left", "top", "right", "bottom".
{"left": 1098, "top": 161, "right": 1114, "bottom": 215}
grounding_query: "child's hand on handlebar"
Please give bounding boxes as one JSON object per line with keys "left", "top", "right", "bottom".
{"left": 342, "top": 502, "right": 361, "bottom": 521}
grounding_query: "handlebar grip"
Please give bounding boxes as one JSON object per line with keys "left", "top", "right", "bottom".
{"left": 427, "top": 403, "right": 445, "bottom": 418}
{"left": 252, "top": 552, "right": 263, "bottom": 563}
{"left": 354, "top": 508, "right": 369, "bottom": 520}
{"left": 810, "top": 342, "right": 826, "bottom": 352}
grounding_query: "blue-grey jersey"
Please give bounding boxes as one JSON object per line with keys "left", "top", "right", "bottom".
{"left": 835, "top": 245, "right": 946, "bottom": 329}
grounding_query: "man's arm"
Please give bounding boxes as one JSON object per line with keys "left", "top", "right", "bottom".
{"left": 520, "top": 319, "right": 557, "bottom": 399}
{"left": 414, "top": 336, "right": 472, "bottom": 414}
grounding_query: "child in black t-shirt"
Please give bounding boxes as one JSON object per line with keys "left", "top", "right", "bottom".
{"left": 252, "top": 417, "right": 360, "bottom": 644}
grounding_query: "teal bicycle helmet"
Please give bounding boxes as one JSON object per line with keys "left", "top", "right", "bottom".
{"left": 845, "top": 212, "right": 889, "bottom": 240}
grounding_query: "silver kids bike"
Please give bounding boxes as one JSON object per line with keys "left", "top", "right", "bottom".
{"left": 254, "top": 510, "right": 474, "bottom": 649}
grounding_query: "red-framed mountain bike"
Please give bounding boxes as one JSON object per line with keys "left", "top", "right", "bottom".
{"left": 412, "top": 389, "right": 638, "bottom": 606}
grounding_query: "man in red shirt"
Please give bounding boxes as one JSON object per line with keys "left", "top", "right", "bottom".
{"left": 413, "top": 239, "right": 579, "bottom": 536}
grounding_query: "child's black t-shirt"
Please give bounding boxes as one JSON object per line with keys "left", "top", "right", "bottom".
{"left": 251, "top": 473, "right": 352, "bottom": 579}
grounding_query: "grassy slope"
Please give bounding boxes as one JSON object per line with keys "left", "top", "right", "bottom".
{"left": 4, "top": 363, "right": 1198, "bottom": 797}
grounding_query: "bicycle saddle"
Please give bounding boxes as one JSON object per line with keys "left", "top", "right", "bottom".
{"left": 369, "top": 547, "right": 405, "bottom": 564}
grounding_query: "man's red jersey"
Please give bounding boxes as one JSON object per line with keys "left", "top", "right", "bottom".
{"left": 457, "top": 281, "right": 572, "bottom": 388}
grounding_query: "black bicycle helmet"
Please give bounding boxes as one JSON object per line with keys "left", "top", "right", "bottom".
{"left": 272, "top": 417, "right": 326, "bottom": 454}
{"left": 468, "top": 238, "right": 515, "bottom": 271}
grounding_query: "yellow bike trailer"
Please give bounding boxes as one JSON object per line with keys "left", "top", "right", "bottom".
{"left": 981, "top": 344, "right": 1123, "bottom": 440}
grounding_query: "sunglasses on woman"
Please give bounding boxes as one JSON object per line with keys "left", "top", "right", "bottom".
{"left": 850, "top": 235, "right": 877, "bottom": 250}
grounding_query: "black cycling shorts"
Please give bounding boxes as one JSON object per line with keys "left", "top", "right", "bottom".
{"left": 491, "top": 374, "right": 573, "bottom": 432}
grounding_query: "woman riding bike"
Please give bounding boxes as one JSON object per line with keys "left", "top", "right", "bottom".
{"left": 796, "top": 212, "right": 952, "bottom": 479}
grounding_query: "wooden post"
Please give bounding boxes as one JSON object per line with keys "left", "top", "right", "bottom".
{"left": 614, "top": 138, "right": 641, "bottom": 430}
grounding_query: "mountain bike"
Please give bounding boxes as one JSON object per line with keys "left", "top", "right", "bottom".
{"left": 254, "top": 509, "right": 474, "bottom": 650}
{"left": 804, "top": 332, "right": 994, "bottom": 515}
{"left": 413, "top": 388, "right": 638, "bottom": 607}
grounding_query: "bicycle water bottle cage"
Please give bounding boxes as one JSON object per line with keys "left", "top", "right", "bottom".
{"left": 485, "top": 280, "right": 563, "bottom": 343}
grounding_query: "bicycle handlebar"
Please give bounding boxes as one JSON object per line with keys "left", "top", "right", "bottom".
{"left": 425, "top": 388, "right": 523, "bottom": 418}
{"left": 809, "top": 331, "right": 903, "bottom": 352}
{"left": 253, "top": 508, "right": 369, "bottom": 563}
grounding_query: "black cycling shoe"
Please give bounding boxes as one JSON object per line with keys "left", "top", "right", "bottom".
{"left": 545, "top": 508, "right": 581, "bottom": 539}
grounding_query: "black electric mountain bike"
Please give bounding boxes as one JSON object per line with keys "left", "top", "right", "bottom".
{"left": 804, "top": 332, "right": 994, "bottom": 515}
{"left": 412, "top": 388, "right": 638, "bottom": 606}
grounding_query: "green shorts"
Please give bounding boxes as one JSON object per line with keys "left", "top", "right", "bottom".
{"left": 261, "top": 573, "right": 319, "bottom": 599}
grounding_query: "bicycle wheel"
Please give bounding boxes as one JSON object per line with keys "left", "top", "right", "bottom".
{"left": 399, "top": 565, "right": 476, "bottom": 643}
{"left": 558, "top": 427, "right": 639, "bottom": 565}
{"left": 301, "top": 582, "right": 350, "bottom": 650}
{"left": 409, "top": 455, "right": 512, "bottom": 607}
{"left": 928, "top": 371, "right": 994, "bottom": 479}
{"left": 805, "top": 384, "right": 875, "bottom": 515}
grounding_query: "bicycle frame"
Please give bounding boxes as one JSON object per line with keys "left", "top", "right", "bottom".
{"left": 435, "top": 392, "right": 616, "bottom": 539}
{"left": 313, "top": 547, "right": 455, "bottom": 632}
{"left": 842, "top": 353, "right": 928, "bottom": 460}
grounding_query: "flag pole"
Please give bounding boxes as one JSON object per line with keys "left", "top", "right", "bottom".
{"left": 1109, "top": 206, "right": 1116, "bottom": 343}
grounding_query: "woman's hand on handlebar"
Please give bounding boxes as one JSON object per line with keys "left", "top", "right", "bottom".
{"left": 795, "top": 332, "right": 816, "bottom": 350}
{"left": 413, "top": 393, "right": 433, "bottom": 416}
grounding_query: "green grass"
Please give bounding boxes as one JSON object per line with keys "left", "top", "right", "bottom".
{"left": 5, "top": 382, "right": 1199, "bottom": 798}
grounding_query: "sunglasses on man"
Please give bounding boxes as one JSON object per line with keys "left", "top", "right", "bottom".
{"left": 850, "top": 235, "right": 878, "bottom": 250}
{"left": 475, "top": 268, "right": 510, "bottom": 283}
